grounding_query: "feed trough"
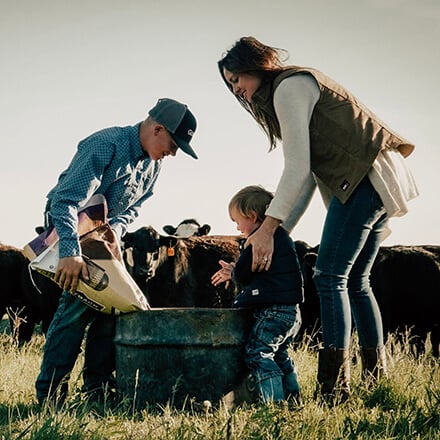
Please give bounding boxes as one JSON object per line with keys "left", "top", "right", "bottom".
{"left": 115, "top": 308, "right": 253, "bottom": 408}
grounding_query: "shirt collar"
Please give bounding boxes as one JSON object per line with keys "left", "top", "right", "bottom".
{"left": 131, "top": 122, "right": 149, "bottom": 160}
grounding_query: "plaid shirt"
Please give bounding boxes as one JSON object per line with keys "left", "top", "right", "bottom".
{"left": 46, "top": 122, "right": 162, "bottom": 258}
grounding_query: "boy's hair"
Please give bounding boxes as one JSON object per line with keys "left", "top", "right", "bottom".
{"left": 229, "top": 185, "right": 273, "bottom": 222}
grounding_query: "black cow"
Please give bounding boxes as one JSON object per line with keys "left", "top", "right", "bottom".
{"left": 121, "top": 231, "right": 319, "bottom": 324}
{"left": 371, "top": 245, "right": 440, "bottom": 357}
{"left": 162, "top": 219, "right": 211, "bottom": 238}
{"left": 0, "top": 243, "right": 32, "bottom": 340}
{"left": 0, "top": 243, "right": 62, "bottom": 342}
{"left": 122, "top": 226, "right": 240, "bottom": 308}
{"left": 292, "top": 240, "right": 321, "bottom": 340}
{"left": 300, "top": 244, "right": 440, "bottom": 357}
{"left": 20, "top": 264, "right": 63, "bottom": 337}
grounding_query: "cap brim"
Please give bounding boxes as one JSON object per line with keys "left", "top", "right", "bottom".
{"left": 171, "top": 134, "right": 198, "bottom": 159}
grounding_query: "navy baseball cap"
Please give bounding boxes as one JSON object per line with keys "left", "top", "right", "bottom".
{"left": 149, "top": 98, "right": 198, "bottom": 159}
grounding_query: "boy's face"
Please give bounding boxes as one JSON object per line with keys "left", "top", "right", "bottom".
{"left": 229, "top": 206, "right": 260, "bottom": 237}
{"left": 143, "top": 124, "right": 178, "bottom": 160}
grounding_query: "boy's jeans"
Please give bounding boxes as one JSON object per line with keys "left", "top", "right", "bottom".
{"left": 245, "top": 304, "right": 301, "bottom": 400}
{"left": 313, "top": 177, "right": 388, "bottom": 349}
{"left": 36, "top": 291, "right": 116, "bottom": 403}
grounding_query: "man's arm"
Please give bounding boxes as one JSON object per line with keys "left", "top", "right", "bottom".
{"left": 50, "top": 136, "right": 115, "bottom": 291}
{"left": 108, "top": 189, "right": 154, "bottom": 240}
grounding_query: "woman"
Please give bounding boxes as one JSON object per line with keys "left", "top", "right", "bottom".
{"left": 218, "top": 36, "right": 418, "bottom": 401}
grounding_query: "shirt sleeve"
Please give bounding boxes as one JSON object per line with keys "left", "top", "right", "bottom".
{"left": 265, "top": 74, "right": 319, "bottom": 233}
{"left": 109, "top": 190, "right": 153, "bottom": 239}
{"left": 109, "top": 160, "right": 161, "bottom": 238}
{"left": 49, "top": 136, "right": 115, "bottom": 258}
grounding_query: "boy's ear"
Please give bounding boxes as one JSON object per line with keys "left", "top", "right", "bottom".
{"left": 249, "top": 210, "right": 259, "bottom": 222}
{"left": 153, "top": 124, "right": 166, "bottom": 135}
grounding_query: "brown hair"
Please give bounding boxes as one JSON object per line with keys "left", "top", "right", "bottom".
{"left": 218, "top": 36, "right": 289, "bottom": 150}
{"left": 229, "top": 185, "right": 274, "bottom": 222}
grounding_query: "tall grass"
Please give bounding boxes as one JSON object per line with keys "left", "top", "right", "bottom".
{"left": 0, "top": 323, "right": 438, "bottom": 439}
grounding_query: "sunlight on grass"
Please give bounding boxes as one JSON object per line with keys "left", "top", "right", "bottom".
{"left": 0, "top": 323, "right": 438, "bottom": 439}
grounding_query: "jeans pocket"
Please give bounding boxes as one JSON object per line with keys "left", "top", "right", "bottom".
{"left": 254, "top": 308, "right": 299, "bottom": 347}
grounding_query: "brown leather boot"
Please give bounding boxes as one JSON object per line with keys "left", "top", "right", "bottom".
{"left": 360, "top": 346, "right": 388, "bottom": 386}
{"left": 316, "top": 348, "right": 351, "bottom": 404}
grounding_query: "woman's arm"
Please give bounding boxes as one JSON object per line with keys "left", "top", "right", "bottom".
{"left": 246, "top": 74, "right": 319, "bottom": 271}
{"left": 267, "top": 73, "right": 319, "bottom": 229}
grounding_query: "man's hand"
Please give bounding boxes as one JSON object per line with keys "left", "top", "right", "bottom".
{"left": 54, "top": 256, "right": 89, "bottom": 293}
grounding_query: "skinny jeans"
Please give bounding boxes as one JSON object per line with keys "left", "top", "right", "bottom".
{"left": 313, "top": 176, "right": 388, "bottom": 350}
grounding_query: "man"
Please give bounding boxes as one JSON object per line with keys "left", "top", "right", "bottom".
{"left": 35, "top": 98, "right": 198, "bottom": 407}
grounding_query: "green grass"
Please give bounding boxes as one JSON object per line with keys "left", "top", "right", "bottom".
{"left": 0, "top": 320, "right": 438, "bottom": 439}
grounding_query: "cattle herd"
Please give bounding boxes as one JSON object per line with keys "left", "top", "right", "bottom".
{"left": 1, "top": 218, "right": 439, "bottom": 358}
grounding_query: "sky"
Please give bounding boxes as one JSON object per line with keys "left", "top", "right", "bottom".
{"left": 1, "top": 0, "right": 439, "bottom": 249}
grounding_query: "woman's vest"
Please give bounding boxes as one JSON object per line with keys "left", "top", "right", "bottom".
{"left": 262, "top": 67, "right": 415, "bottom": 203}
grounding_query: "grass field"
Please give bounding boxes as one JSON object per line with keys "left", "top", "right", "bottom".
{"left": 0, "top": 320, "right": 439, "bottom": 440}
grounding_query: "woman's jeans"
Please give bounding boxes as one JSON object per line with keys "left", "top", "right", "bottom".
{"left": 245, "top": 304, "right": 302, "bottom": 400}
{"left": 313, "top": 177, "right": 388, "bottom": 350}
{"left": 35, "top": 291, "right": 116, "bottom": 403}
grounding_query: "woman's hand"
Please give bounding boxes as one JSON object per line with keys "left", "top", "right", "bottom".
{"left": 54, "top": 256, "right": 89, "bottom": 293}
{"left": 245, "top": 216, "right": 280, "bottom": 272}
{"left": 211, "top": 260, "right": 235, "bottom": 289}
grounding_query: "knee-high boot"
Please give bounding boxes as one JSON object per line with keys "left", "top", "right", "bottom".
{"left": 316, "top": 348, "right": 351, "bottom": 403}
{"left": 360, "top": 346, "right": 388, "bottom": 385}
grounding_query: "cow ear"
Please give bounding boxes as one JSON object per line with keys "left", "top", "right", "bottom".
{"left": 302, "top": 252, "right": 317, "bottom": 274}
{"left": 199, "top": 224, "right": 211, "bottom": 235}
{"left": 163, "top": 225, "right": 177, "bottom": 236}
{"left": 300, "top": 252, "right": 317, "bottom": 283}
{"left": 124, "top": 247, "right": 134, "bottom": 269}
{"left": 303, "top": 252, "right": 317, "bottom": 266}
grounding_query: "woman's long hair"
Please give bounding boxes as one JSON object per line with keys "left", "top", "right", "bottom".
{"left": 218, "top": 36, "right": 288, "bottom": 150}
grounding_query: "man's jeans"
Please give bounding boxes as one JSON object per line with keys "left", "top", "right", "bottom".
{"left": 36, "top": 291, "right": 116, "bottom": 403}
{"left": 245, "top": 304, "right": 301, "bottom": 389}
{"left": 313, "top": 177, "right": 388, "bottom": 349}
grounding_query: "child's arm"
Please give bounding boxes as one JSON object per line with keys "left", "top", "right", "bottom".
{"left": 211, "top": 260, "right": 235, "bottom": 289}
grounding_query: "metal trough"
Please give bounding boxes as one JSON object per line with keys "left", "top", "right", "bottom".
{"left": 115, "top": 308, "right": 253, "bottom": 408}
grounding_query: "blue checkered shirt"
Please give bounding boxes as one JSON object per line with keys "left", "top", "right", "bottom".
{"left": 46, "top": 122, "right": 162, "bottom": 258}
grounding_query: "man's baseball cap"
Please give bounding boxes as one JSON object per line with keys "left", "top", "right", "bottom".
{"left": 149, "top": 98, "right": 198, "bottom": 159}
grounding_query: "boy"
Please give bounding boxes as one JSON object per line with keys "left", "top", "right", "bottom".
{"left": 36, "top": 98, "right": 198, "bottom": 407}
{"left": 212, "top": 185, "right": 304, "bottom": 404}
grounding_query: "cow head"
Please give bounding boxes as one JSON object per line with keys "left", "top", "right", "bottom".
{"left": 123, "top": 226, "right": 163, "bottom": 281}
{"left": 122, "top": 226, "right": 179, "bottom": 284}
{"left": 162, "top": 219, "right": 211, "bottom": 238}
